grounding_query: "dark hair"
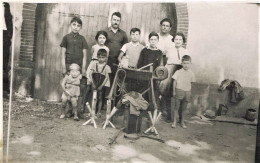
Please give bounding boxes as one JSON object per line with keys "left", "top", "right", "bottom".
{"left": 182, "top": 55, "right": 191, "bottom": 62}
{"left": 148, "top": 32, "right": 159, "bottom": 40}
{"left": 160, "top": 18, "right": 173, "bottom": 27}
{"left": 70, "top": 17, "right": 82, "bottom": 26}
{"left": 95, "top": 31, "right": 108, "bottom": 41}
{"left": 111, "top": 12, "right": 121, "bottom": 19}
{"left": 130, "top": 28, "right": 141, "bottom": 34}
{"left": 97, "top": 49, "right": 108, "bottom": 57}
{"left": 172, "top": 32, "right": 186, "bottom": 43}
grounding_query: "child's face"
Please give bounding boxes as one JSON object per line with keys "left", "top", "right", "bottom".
{"left": 182, "top": 60, "right": 191, "bottom": 71}
{"left": 98, "top": 56, "right": 107, "bottom": 64}
{"left": 149, "top": 36, "right": 159, "bottom": 48}
{"left": 130, "top": 31, "right": 140, "bottom": 43}
{"left": 70, "top": 21, "right": 82, "bottom": 34}
{"left": 174, "top": 35, "right": 184, "bottom": 48}
{"left": 97, "top": 34, "right": 106, "bottom": 45}
{"left": 70, "top": 69, "right": 81, "bottom": 78}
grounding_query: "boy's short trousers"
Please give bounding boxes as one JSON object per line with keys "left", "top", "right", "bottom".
{"left": 175, "top": 88, "right": 191, "bottom": 102}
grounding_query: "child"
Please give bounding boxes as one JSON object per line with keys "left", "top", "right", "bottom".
{"left": 87, "top": 49, "right": 111, "bottom": 118}
{"left": 86, "top": 31, "right": 109, "bottom": 85}
{"left": 137, "top": 32, "right": 163, "bottom": 70}
{"left": 84, "top": 31, "right": 109, "bottom": 111}
{"left": 60, "top": 17, "right": 88, "bottom": 76}
{"left": 137, "top": 32, "right": 163, "bottom": 110}
{"left": 159, "top": 32, "right": 188, "bottom": 123}
{"left": 172, "top": 55, "right": 195, "bottom": 128}
{"left": 118, "top": 28, "right": 144, "bottom": 68}
{"left": 60, "top": 63, "right": 82, "bottom": 121}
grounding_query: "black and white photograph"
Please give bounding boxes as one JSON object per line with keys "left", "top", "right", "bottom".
{"left": 1, "top": 1, "right": 259, "bottom": 162}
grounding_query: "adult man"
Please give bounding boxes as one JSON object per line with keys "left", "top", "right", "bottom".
{"left": 105, "top": 12, "right": 128, "bottom": 83}
{"left": 157, "top": 18, "right": 175, "bottom": 56}
{"left": 157, "top": 18, "right": 176, "bottom": 123}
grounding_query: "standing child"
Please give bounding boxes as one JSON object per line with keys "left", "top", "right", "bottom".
{"left": 172, "top": 55, "right": 196, "bottom": 128}
{"left": 60, "top": 63, "right": 82, "bottom": 121}
{"left": 159, "top": 32, "right": 188, "bottom": 123}
{"left": 137, "top": 32, "right": 163, "bottom": 110}
{"left": 60, "top": 17, "right": 88, "bottom": 76}
{"left": 84, "top": 31, "right": 109, "bottom": 112}
{"left": 86, "top": 31, "right": 109, "bottom": 85}
{"left": 60, "top": 17, "right": 88, "bottom": 115}
{"left": 118, "top": 28, "right": 144, "bottom": 68}
{"left": 87, "top": 49, "right": 111, "bottom": 118}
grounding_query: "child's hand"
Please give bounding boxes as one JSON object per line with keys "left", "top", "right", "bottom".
{"left": 65, "top": 90, "right": 73, "bottom": 96}
{"left": 97, "top": 86, "right": 103, "bottom": 91}
{"left": 163, "top": 50, "right": 168, "bottom": 55}
{"left": 92, "top": 84, "right": 97, "bottom": 90}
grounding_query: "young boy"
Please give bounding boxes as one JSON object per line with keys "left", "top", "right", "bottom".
{"left": 60, "top": 17, "right": 88, "bottom": 76}
{"left": 137, "top": 32, "right": 163, "bottom": 110}
{"left": 172, "top": 55, "right": 196, "bottom": 128}
{"left": 87, "top": 49, "right": 111, "bottom": 118}
{"left": 118, "top": 28, "right": 144, "bottom": 68}
{"left": 60, "top": 63, "right": 82, "bottom": 121}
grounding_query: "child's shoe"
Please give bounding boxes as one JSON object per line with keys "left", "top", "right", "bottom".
{"left": 66, "top": 112, "right": 72, "bottom": 118}
{"left": 96, "top": 113, "right": 101, "bottom": 118}
{"left": 171, "top": 123, "right": 176, "bottom": 128}
{"left": 181, "top": 123, "right": 187, "bottom": 129}
{"left": 60, "top": 114, "right": 65, "bottom": 119}
{"left": 74, "top": 116, "right": 79, "bottom": 121}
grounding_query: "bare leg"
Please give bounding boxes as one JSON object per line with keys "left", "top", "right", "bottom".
{"left": 60, "top": 93, "right": 68, "bottom": 119}
{"left": 71, "top": 97, "right": 79, "bottom": 121}
{"left": 83, "top": 85, "right": 91, "bottom": 113}
{"left": 97, "top": 90, "right": 103, "bottom": 118}
{"left": 180, "top": 101, "right": 188, "bottom": 128}
{"left": 172, "top": 98, "right": 181, "bottom": 128}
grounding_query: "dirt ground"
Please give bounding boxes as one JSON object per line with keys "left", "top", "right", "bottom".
{"left": 2, "top": 98, "right": 257, "bottom": 163}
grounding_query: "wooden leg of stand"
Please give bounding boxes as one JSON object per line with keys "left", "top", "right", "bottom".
{"left": 82, "top": 119, "right": 92, "bottom": 126}
{"left": 146, "top": 75, "right": 160, "bottom": 135}
{"left": 92, "top": 91, "right": 97, "bottom": 116}
{"left": 103, "top": 99, "right": 118, "bottom": 129}
{"left": 103, "top": 99, "right": 111, "bottom": 129}
{"left": 82, "top": 102, "right": 97, "bottom": 128}
{"left": 156, "top": 112, "right": 162, "bottom": 122}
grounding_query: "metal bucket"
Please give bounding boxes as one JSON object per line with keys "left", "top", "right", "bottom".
{"left": 245, "top": 108, "right": 257, "bottom": 121}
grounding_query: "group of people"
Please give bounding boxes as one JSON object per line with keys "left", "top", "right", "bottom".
{"left": 59, "top": 12, "right": 195, "bottom": 129}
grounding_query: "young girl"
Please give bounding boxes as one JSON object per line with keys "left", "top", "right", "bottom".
{"left": 159, "top": 32, "right": 189, "bottom": 123}
{"left": 84, "top": 31, "right": 109, "bottom": 112}
{"left": 60, "top": 63, "right": 82, "bottom": 121}
{"left": 87, "top": 49, "right": 111, "bottom": 118}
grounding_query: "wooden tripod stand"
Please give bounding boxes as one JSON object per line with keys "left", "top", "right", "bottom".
{"left": 103, "top": 65, "right": 162, "bottom": 135}
{"left": 82, "top": 90, "right": 97, "bottom": 128}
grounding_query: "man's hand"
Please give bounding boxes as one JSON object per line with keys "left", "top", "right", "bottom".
{"left": 173, "top": 91, "right": 176, "bottom": 98}
{"left": 82, "top": 69, "right": 86, "bottom": 77}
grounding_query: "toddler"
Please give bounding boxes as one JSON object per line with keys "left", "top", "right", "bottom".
{"left": 60, "top": 63, "right": 82, "bottom": 121}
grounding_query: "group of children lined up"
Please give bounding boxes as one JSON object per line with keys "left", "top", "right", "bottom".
{"left": 60, "top": 12, "right": 195, "bottom": 129}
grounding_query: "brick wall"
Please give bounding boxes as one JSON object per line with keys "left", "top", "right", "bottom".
{"left": 175, "top": 3, "right": 189, "bottom": 47}
{"left": 14, "top": 3, "right": 37, "bottom": 96}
